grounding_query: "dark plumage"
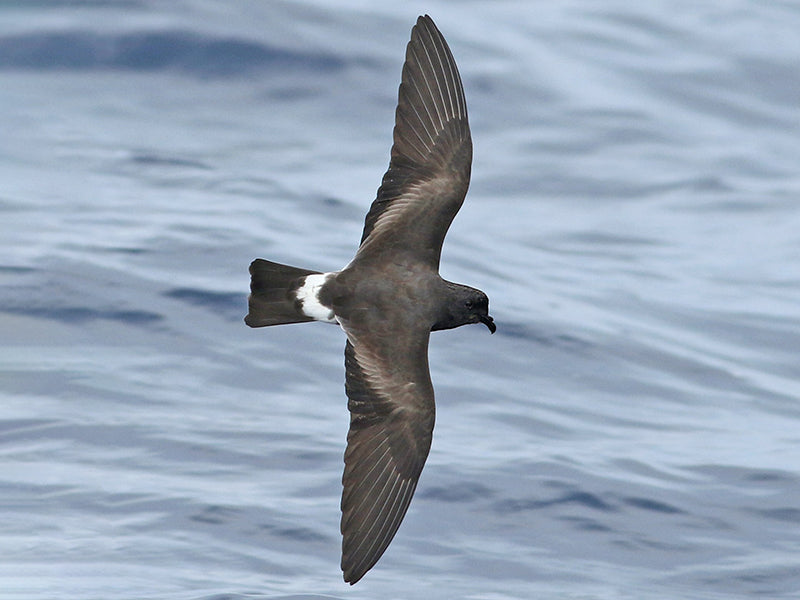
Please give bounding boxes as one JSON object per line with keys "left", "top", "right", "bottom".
{"left": 245, "top": 15, "right": 494, "bottom": 584}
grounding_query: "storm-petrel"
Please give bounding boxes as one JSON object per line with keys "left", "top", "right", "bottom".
{"left": 245, "top": 15, "right": 494, "bottom": 584}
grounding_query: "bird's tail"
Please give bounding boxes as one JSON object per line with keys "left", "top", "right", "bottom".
{"left": 244, "top": 259, "right": 321, "bottom": 327}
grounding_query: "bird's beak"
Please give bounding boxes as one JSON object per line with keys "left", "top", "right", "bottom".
{"left": 480, "top": 315, "right": 496, "bottom": 334}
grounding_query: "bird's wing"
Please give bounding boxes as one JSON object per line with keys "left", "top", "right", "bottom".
{"left": 356, "top": 15, "right": 472, "bottom": 270}
{"left": 339, "top": 325, "right": 435, "bottom": 584}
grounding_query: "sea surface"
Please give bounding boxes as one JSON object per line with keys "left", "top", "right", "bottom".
{"left": 1, "top": 1, "right": 799, "bottom": 599}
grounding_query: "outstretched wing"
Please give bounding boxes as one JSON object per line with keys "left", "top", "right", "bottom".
{"left": 356, "top": 14, "right": 472, "bottom": 269}
{"left": 340, "top": 328, "right": 435, "bottom": 584}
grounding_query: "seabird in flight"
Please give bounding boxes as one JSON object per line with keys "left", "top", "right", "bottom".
{"left": 245, "top": 14, "right": 494, "bottom": 584}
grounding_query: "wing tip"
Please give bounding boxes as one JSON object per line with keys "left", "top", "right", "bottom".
{"left": 342, "top": 563, "right": 367, "bottom": 585}
{"left": 413, "top": 14, "right": 442, "bottom": 46}
{"left": 341, "top": 544, "right": 383, "bottom": 585}
{"left": 411, "top": 14, "right": 445, "bottom": 50}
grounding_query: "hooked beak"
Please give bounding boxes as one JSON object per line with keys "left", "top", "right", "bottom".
{"left": 480, "top": 314, "right": 496, "bottom": 334}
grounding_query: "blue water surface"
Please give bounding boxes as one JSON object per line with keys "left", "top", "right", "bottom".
{"left": 1, "top": 1, "right": 799, "bottom": 599}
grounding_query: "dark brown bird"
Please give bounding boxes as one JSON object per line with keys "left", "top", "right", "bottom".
{"left": 245, "top": 15, "right": 494, "bottom": 584}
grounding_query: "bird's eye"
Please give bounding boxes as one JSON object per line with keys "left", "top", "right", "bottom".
{"left": 465, "top": 300, "right": 473, "bottom": 309}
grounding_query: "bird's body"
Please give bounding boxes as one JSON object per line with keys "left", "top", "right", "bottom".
{"left": 245, "top": 15, "right": 494, "bottom": 584}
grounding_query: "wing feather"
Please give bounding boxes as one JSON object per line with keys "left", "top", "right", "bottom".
{"left": 356, "top": 15, "right": 471, "bottom": 268}
{"left": 340, "top": 333, "right": 434, "bottom": 584}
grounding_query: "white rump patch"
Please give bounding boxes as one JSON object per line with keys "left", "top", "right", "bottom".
{"left": 296, "top": 273, "right": 337, "bottom": 323}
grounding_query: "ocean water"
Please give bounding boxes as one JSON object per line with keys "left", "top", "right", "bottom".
{"left": 1, "top": 1, "right": 799, "bottom": 599}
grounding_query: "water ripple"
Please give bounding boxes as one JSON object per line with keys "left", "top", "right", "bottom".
{"left": 0, "top": 30, "right": 345, "bottom": 77}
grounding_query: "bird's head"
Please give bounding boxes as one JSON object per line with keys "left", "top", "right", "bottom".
{"left": 434, "top": 283, "right": 496, "bottom": 334}
{"left": 464, "top": 289, "right": 496, "bottom": 334}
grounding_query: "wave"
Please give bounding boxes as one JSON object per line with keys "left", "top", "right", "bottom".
{"left": 164, "top": 287, "right": 245, "bottom": 321}
{"left": 0, "top": 29, "right": 345, "bottom": 77}
{"left": 2, "top": 304, "right": 162, "bottom": 325}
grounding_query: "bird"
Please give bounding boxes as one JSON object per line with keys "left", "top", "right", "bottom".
{"left": 245, "top": 14, "right": 494, "bottom": 584}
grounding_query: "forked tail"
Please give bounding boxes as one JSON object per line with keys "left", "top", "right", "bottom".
{"left": 245, "top": 259, "right": 321, "bottom": 327}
